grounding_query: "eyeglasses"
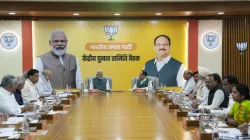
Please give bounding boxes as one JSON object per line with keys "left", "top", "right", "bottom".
{"left": 155, "top": 43, "right": 169, "bottom": 47}
{"left": 52, "top": 40, "right": 67, "bottom": 43}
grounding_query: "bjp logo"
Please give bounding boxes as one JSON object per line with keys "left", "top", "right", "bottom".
{"left": 104, "top": 25, "right": 118, "bottom": 41}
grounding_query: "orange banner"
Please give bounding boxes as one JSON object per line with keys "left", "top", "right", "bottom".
{"left": 85, "top": 42, "right": 137, "bottom": 51}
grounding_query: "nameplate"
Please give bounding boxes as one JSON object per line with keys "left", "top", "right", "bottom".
{"left": 174, "top": 109, "right": 188, "bottom": 117}
{"left": 88, "top": 89, "right": 101, "bottom": 93}
{"left": 183, "top": 118, "right": 200, "bottom": 127}
{"left": 162, "top": 98, "right": 172, "bottom": 103}
{"left": 40, "top": 113, "right": 57, "bottom": 120}
{"left": 194, "top": 128, "right": 212, "bottom": 140}
{"left": 134, "top": 89, "right": 146, "bottom": 93}
{"left": 53, "top": 105, "right": 65, "bottom": 111}
{"left": 29, "top": 120, "right": 46, "bottom": 129}
{"left": 72, "top": 91, "right": 81, "bottom": 97}
{"left": 61, "top": 99, "right": 71, "bottom": 105}
{"left": 7, "top": 133, "right": 30, "bottom": 140}
{"left": 167, "top": 103, "right": 179, "bottom": 109}
{"left": 199, "top": 114, "right": 212, "bottom": 121}
{"left": 67, "top": 94, "right": 77, "bottom": 100}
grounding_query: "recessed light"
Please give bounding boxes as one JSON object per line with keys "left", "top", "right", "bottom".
{"left": 9, "top": 12, "right": 16, "bottom": 15}
{"left": 73, "top": 13, "right": 79, "bottom": 16}
{"left": 217, "top": 12, "right": 224, "bottom": 15}
{"left": 156, "top": 13, "right": 162, "bottom": 16}
{"left": 114, "top": 13, "right": 120, "bottom": 16}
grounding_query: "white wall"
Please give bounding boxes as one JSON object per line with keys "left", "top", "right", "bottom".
{"left": 198, "top": 20, "right": 222, "bottom": 76}
{"left": 0, "top": 21, "right": 22, "bottom": 80}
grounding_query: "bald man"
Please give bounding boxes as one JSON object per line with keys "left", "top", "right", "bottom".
{"left": 181, "top": 70, "right": 196, "bottom": 95}
{"left": 36, "top": 69, "right": 53, "bottom": 96}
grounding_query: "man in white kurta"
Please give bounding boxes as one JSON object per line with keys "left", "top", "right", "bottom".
{"left": 22, "top": 69, "right": 40, "bottom": 102}
{"left": 207, "top": 75, "right": 239, "bottom": 117}
{"left": 36, "top": 69, "right": 53, "bottom": 96}
{"left": 0, "top": 75, "right": 21, "bottom": 115}
{"left": 181, "top": 70, "right": 196, "bottom": 95}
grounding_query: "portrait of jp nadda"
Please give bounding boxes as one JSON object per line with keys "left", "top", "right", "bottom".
{"left": 144, "top": 35, "right": 185, "bottom": 87}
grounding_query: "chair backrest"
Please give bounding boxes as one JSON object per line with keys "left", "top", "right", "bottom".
{"left": 131, "top": 76, "right": 160, "bottom": 89}
{"left": 85, "top": 76, "right": 112, "bottom": 89}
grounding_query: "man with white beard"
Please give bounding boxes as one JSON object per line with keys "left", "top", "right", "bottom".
{"left": 35, "top": 30, "right": 82, "bottom": 89}
{"left": 188, "top": 66, "right": 210, "bottom": 104}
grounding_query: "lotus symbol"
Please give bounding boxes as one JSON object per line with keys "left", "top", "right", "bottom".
{"left": 4, "top": 36, "right": 14, "bottom": 46}
{"left": 206, "top": 35, "right": 216, "bottom": 46}
{"left": 104, "top": 25, "right": 118, "bottom": 41}
{"left": 236, "top": 42, "right": 248, "bottom": 55}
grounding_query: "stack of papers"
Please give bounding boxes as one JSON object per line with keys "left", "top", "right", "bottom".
{"left": 0, "top": 128, "right": 18, "bottom": 138}
{"left": 188, "top": 112, "right": 200, "bottom": 117}
{"left": 48, "top": 110, "right": 57, "bottom": 115}
{"left": 2, "top": 117, "right": 23, "bottom": 124}
{"left": 15, "top": 112, "right": 34, "bottom": 117}
{"left": 217, "top": 121, "right": 228, "bottom": 127}
{"left": 218, "top": 128, "right": 242, "bottom": 139}
{"left": 54, "top": 111, "right": 68, "bottom": 114}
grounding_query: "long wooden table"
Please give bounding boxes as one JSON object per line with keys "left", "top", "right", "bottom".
{"left": 34, "top": 92, "right": 194, "bottom": 140}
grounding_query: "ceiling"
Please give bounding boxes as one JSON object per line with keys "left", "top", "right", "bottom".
{"left": 0, "top": 1, "right": 250, "bottom": 18}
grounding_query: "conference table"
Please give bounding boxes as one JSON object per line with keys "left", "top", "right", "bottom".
{"left": 31, "top": 91, "right": 194, "bottom": 140}
{"left": 0, "top": 90, "right": 206, "bottom": 140}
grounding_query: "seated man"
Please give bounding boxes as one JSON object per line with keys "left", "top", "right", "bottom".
{"left": 205, "top": 75, "right": 239, "bottom": 117}
{"left": 36, "top": 69, "right": 54, "bottom": 97}
{"left": 193, "top": 71, "right": 199, "bottom": 84}
{"left": 192, "top": 73, "right": 229, "bottom": 110}
{"left": 14, "top": 76, "right": 26, "bottom": 105}
{"left": 21, "top": 69, "right": 40, "bottom": 103}
{"left": 0, "top": 75, "right": 33, "bottom": 115}
{"left": 181, "top": 70, "right": 196, "bottom": 96}
{"left": 133, "top": 70, "right": 153, "bottom": 91}
{"left": 89, "top": 70, "right": 110, "bottom": 91}
{"left": 189, "top": 66, "right": 210, "bottom": 104}
{"left": 226, "top": 84, "right": 250, "bottom": 127}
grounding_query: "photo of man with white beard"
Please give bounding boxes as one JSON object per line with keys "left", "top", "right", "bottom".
{"left": 35, "top": 30, "right": 82, "bottom": 89}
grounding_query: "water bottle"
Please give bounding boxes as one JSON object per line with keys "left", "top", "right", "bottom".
{"left": 65, "top": 84, "right": 69, "bottom": 91}
{"left": 160, "top": 83, "right": 163, "bottom": 89}
{"left": 22, "top": 115, "right": 29, "bottom": 133}
{"left": 56, "top": 93, "right": 61, "bottom": 105}
{"left": 81, "top": 83, "right": 85, "bottom": 95}
{"left": 45, "top": 99, "right": 49, "bottom": 112}
{"left": 212, "top": 122, "right": 219, "bottom": 140}
{"left": 33, "top": 105, "right": 39, "bottom": 120}
{"left": 68, "top": 86, "right": 72, "bottom": 94}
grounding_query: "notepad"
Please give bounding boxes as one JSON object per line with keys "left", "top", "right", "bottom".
{"left": 0, "top": 128, "right": 15, "bottom": 133}
{"left": 48, "top": 110, "right": 57, "bottom": 115}
{"left": 0, "top": 131, "right": 18, "bottom": 137}
{"left": 189, "top": 117, "right": 196, "bottom": 120}
{"left": 2, "top": 117, "right": 23, "bottom": 124}
{"left": 30, "top": 120, "right": 39, "bottom": 123}
{"left": 204, "top": 129, "right": 213, "bottom": 133}
{"left": 218, "top": 128, "right": 242, "bottom": 138}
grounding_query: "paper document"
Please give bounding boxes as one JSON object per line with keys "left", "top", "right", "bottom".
{"left": 0, "top": 128, "right": 15, "bottom": 133}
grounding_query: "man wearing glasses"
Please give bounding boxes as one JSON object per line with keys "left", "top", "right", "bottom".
{"left": 144, "top": 35, "right": 185, "bottom": 87}
{"left": 35, "top": 30, "right": 82, "bottom": 89}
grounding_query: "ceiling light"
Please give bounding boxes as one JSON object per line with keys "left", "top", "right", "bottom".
{"left": 217, "top": 12, "right": 224, "bottom": 15}
{"left": 156, "top": 13, "right": 162, "bottom": 16}
{"left": 114, "top": 13, "right": 120, "bottom": 16}
{"left": 9, "top": 12, "right": 16, "bottom": 15}
{"left": 73, "top": 13, "right": 79, "bottom": 16}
